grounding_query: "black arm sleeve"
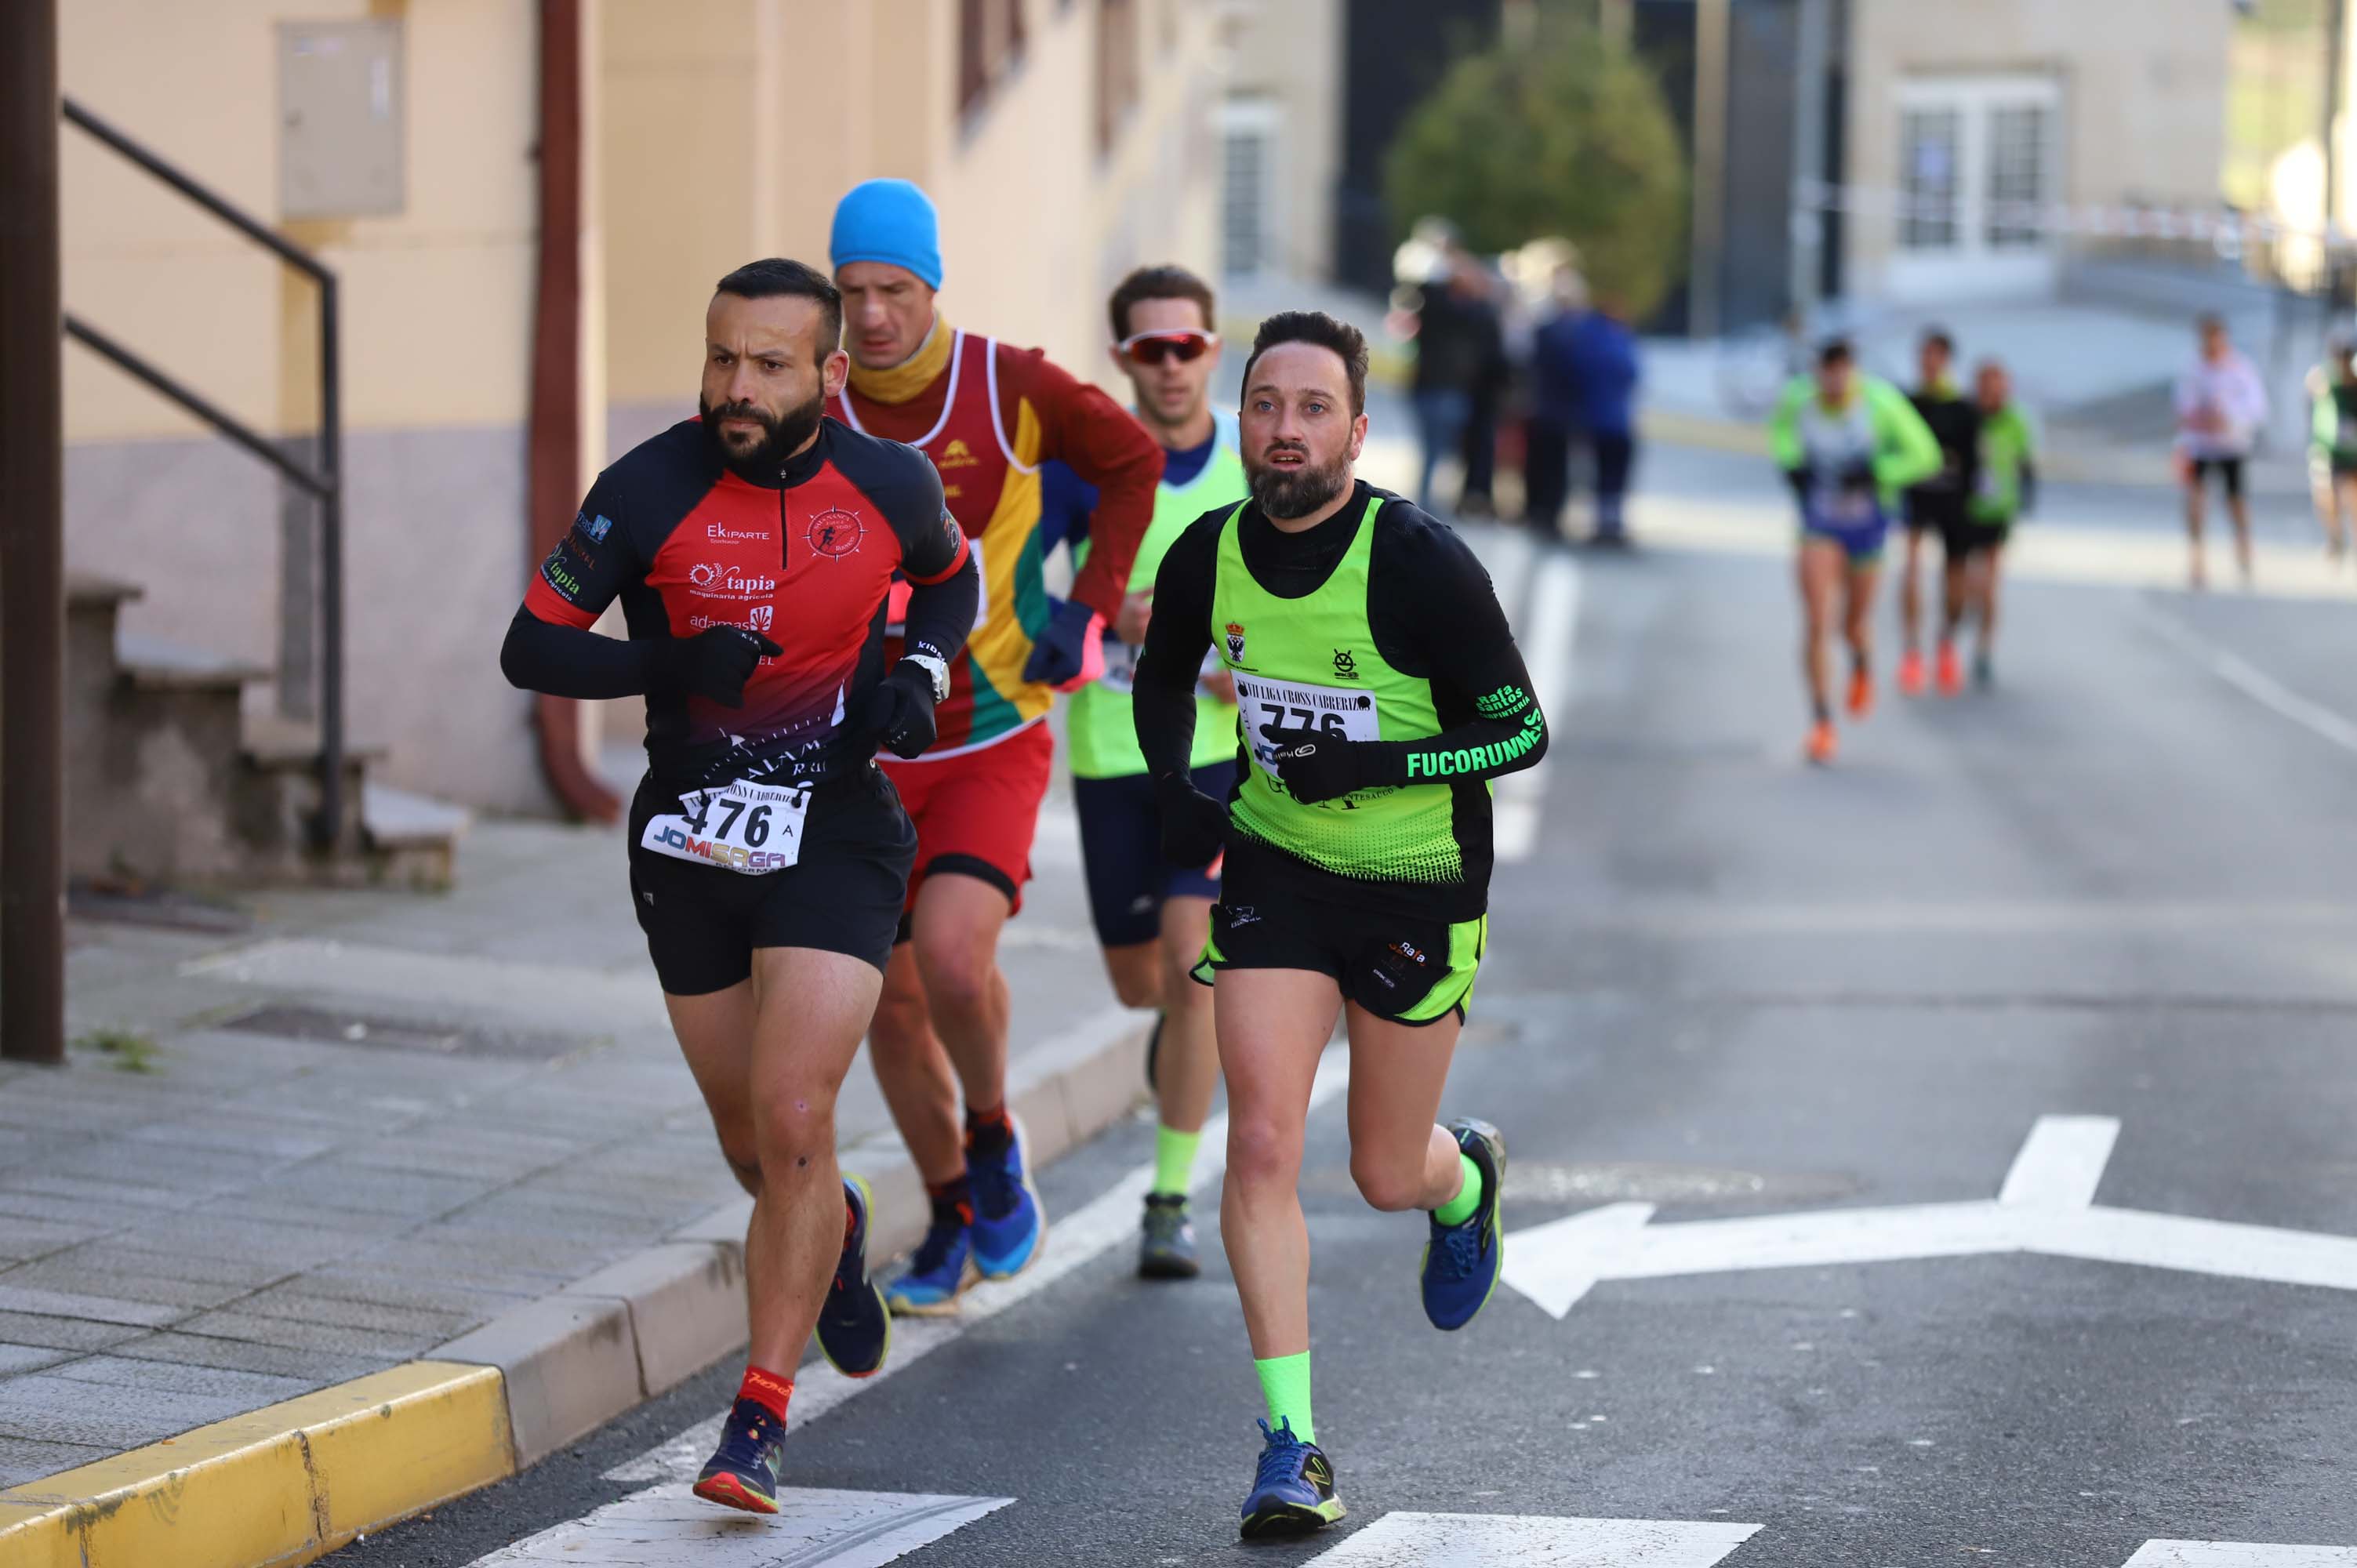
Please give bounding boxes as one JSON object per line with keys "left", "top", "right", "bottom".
{"left": 900, "top": 547, "right": 979, "bottom": 666}
{"left": 1132, "top": 512, "right": 1223, "bottom": 782}
{"left": 1359, "top": 524, "right": 1548, "bottom": 787}
{"left": 500, "top": 606, "right": 655, "bottom": 699}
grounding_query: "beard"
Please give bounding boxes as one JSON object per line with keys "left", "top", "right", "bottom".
{"left": 700, "top": 387, "right": 825, "bottom": 484}
{"left": 1246, "top": 445, "right": 1353, "bottom": 521}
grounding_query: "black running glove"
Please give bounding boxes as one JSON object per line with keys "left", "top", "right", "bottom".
{"left": 1269, "top": 739, "right": 1375, "bottom": 805}
{"left": 640, "top": 626, "right": 782, "bottom": 707}
{"left": 856, "top": 659, "right": 941, "bottom": 760}
{"left": 1154, "top": 771, "right": 1229, "bottom": 869}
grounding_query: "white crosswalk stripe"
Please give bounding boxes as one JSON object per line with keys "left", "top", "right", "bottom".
{"left": 470, "top": 1487, "right": 1009, "bottom": 1566}
{"left": 1300, "top": 1512, "right": 1760, "bottom": 1566}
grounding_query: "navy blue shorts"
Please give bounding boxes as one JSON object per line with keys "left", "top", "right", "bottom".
{"left": 1072, "top": 760, "right": 1236, "bottom": 948}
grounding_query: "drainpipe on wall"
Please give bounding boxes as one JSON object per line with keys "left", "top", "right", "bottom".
{"left": 527, "top": 0, "right": 619, "bottom": 822}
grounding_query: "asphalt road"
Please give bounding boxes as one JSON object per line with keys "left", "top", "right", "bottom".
{"left": 330, "top": 470, "right": 2357, "bottom": 1567}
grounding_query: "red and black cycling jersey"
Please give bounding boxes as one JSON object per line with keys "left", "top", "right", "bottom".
{"left": 514, "top": 416, "right": 972, "bottom": 789}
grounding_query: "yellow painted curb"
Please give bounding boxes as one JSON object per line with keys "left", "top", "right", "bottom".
{"left": 0, "top": 1360, "right": 514, "bottom": 1568}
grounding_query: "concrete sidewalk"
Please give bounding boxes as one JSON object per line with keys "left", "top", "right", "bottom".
{"left": 0, "top": 782, "right": 1149, "bottom": 1563}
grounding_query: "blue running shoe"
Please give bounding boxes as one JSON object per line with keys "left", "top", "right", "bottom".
{"left": 1239, "top": 1418, "right": 1345, "bottom": 1540}
{"left": 1421, "top": 1116, "right": 1506, "bottom": 1331}
{"left": 815, "top": 1175, "right": 891, "bottom": 1376}
{"left": 884, "top": 1197, "right": 975, "bottom": 1318}
{"left": 967, "top": 1116, "right": 1046, "bottom": 1279}
{"left": 692, "top": 1396, "right": 786, "bottom": 1514}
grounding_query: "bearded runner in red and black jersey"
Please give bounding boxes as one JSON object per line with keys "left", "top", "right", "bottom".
{"left": 499, "top": 260, "right": 978, "bottom": 1518}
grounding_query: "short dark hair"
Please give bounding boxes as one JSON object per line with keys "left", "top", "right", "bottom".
{"left": 2197, "top": 312, "right": 2227, "bottom": 336}
{"left": 1109, "top": 265, "right": 1216, "bottom": 340}
{"left": 714, "top": 258, "right": 842, "bottom": 360}
{"left": 1240, "top": 310, "right": 1369, "bottom": 417}
{"left": 1818, "top": 336, "right": 1855, "bottom": 369}
{"left": 1920, "top": 327, "right": 1954, "bottom": 355}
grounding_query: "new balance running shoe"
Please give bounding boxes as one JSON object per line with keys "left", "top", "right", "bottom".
{"left": 968, "top": 1116, "right": 1046, "bottom": 1279}
{"left": 1239, "top": 1418, "right": 1345, "bottom": 1540}
{"left": 1421, "top": 1116, "right": 1506, "bottom": 1331}
{"left": 692, "top": 1396, "right": 786, "bottom": 1514}
{"left": 1139, "top": 1192, "right": 1199, "bottom": 1279}
{"left": 884, "top": 1201, "right": 975, "bottom": 1318}
{"left": 815, "top": 1175, "right": 891, "bottom": 1377}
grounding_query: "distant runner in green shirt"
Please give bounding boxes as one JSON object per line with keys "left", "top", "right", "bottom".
{"left": 2310, "top": 337, "right": 2357, "bottom": 562}
{"left": 1061, "top": 264, "right": 1248, "bottom": 1282}
{"left": 1768, "top": 338, "right": 1941, "bottom": 764}
{"left": 1938, "top": 359, "right": 2036, "bottom": 689}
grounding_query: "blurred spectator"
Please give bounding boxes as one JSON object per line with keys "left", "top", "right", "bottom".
{"left": 1403, "top": 245, "right": 1505, "bottom": 515}
{"left": 1566, "top": 295, "right": 1640, "bottom": 543}
{"left": 1458, "top": 265, "right": 1513, "bottom": 518}
{"left": 2174, "top": 313, "right": 2269, "bottom": 589}
{"left": 1527, "top": 281, "right": 1640, "bottom": 544}
{"left": 1524, "top": 264, "right": 1586, "bottom": 539}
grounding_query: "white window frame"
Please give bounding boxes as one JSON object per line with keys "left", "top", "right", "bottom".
{"left": 1888, "top": 73, "right": 2063, "bottom": 303}
{"left": 1220, "top": 96, "right": 1280, "bottom": 278}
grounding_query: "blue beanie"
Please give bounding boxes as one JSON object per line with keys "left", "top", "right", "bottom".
{"left": 829, "top": 179, "right": 943, "bottom": 290}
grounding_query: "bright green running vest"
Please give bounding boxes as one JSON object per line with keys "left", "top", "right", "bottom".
{"left": 1211, "top": 491, "right": 1463, "bottom": 884}
{"left": 1068, "top": 416, "right": 1249, "bottom": 779}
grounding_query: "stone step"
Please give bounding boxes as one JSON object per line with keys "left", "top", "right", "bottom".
{"left": 114, "top": 630, "right": 270, "bottom": 695}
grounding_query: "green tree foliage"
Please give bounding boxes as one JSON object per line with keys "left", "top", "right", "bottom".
{"left": 1386, "top": 20, "right": 1689, "bottom": 320}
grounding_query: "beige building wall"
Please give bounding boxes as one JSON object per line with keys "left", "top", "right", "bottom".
{"left": 1219, "top": 0, "right": 1342, "bottom": 283}
{"left": 57, "top": 0, "right": 547, "bottom": 812}
{"left": 600, "top": 0, "right": 1226, "bottom": 443}
{"left": 1844, "top": 0, "right": 2230, "bottom": 301}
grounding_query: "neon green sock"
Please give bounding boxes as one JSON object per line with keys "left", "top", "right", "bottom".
{"left": 1433, "top": 1152, "right": 1483, "bottom": 1227}
{"left": 1151, "top": 1123, "right": 1202, "bottom": 1197}
{"left": 1254, "top": 1351, "right": 1314, "bottom": 1445}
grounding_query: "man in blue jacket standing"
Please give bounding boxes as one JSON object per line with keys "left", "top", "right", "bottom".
{"left": 1563, "top": 297, "right": 1640, "bottom": 545}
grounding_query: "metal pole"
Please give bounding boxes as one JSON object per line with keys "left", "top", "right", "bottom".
{"left": 1689, "top": 0, "right": 1732, "bottom": 339}
{"left": 1, "top": 0, "right": 66, "bottom": 1066}
{"left": 315, "top": 277, "right": 343, "bottom": 853}
{"left": 1789, "top": 0, "right": 1831, "bottom": 318}
{"left": 2325, "top": 0, "right": 2348, "bottom": 308}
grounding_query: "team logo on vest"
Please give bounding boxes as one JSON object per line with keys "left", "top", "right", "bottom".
{"left": 937, "top": 437, "right": 979, "bottom": 470}
{"left": 805, "top": 506, "right": 865, "bottom": 559}
{"left": 688, "top": 562, "right": 779, "bottom": 601}
{"left": 1332, "top": 648, "right": 1359, "bottom": 681}
{"left": 1225, "top": 622, "right": 1247, "bottom": 662}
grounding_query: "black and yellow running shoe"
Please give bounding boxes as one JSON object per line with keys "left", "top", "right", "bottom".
{"left": 1239, "top": 1418, "right": 1346, "bottom": 1540}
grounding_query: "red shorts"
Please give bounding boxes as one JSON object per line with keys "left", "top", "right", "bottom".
{"left": 878, "top": 718, "right": 1054, "bottom": 920}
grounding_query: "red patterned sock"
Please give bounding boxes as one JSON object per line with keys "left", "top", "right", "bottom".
{"left": 737, "top": 1364, "right": 792, "bottom": 1422}
{"left": 964, "top": 1103, "right": 1012, "bottom": 1156}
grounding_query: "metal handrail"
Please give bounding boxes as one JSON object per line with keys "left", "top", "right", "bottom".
{"left": 60, "top": 96, "right": 344, "bottom": 855}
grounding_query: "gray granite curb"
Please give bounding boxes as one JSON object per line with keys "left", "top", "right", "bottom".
{"left": 432, "top": 1011, "right": 1152, "bottom": 1467}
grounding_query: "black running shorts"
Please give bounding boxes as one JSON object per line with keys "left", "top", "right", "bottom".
{"left": 626, "top": 765, "right": 917, "bottom": 994}
{"left": 1189, "top": 858, "right": 1485, "bottom": 1028}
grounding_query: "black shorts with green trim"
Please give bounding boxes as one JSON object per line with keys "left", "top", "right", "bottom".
{"left": 1189, "top": 869, "right": 1487, "bottom": 1028}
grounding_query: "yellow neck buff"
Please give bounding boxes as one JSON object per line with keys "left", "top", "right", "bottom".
{"left": 848, "top": 314, "right": 953, "bottom": 405}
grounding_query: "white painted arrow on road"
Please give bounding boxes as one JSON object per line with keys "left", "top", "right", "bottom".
{"left": 1302, "top": 1512, "right": 1759, "bottom": 1565}
{"left": 1502, "top": 1115, "right": 2357, "bottom": 1319}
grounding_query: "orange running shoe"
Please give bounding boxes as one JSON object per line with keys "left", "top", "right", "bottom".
{"left": 1845, "top": 666, "right": 1875, "bottom": 719}
{"left": 1898, "top": 648, "right": 1927, "bottom": 697}
{"left": 1935, "top": 641, "right": 1963, "bottom": 697}
{"left": 1805, "top": 719, "right": 1838, "bottom": 765}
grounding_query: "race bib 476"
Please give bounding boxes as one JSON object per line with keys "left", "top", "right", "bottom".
{"left": 640, "top": 779, "right": 810, "bottom": 875}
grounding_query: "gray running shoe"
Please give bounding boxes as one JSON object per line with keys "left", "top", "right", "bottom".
{"left": 1139, "top": 1192, "right": 1200, "bottom": 1279}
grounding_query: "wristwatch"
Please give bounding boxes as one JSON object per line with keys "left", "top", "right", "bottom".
{"left": 902, "top": 652, "right": 951, "bottom": 703}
